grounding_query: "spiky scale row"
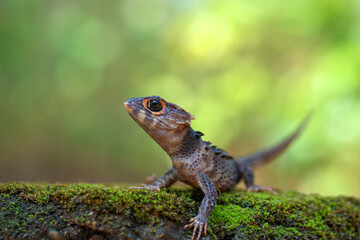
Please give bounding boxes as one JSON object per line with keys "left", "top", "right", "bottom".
{"left": 124, "top": 96, "right": 309, "bottom": 240}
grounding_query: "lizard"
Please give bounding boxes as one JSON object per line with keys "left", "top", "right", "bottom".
{"left": 124, "top": 96, "right": 310, "bottom": 240}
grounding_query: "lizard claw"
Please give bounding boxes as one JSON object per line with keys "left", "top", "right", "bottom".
{"left": 184, "top": 216, "right": 207, "bottom": 240}
{"left": 129, "top": 184, "right": 160, "bottom": 192}
{"left": 247, "top": 185, "right": 278, "bottom": 195}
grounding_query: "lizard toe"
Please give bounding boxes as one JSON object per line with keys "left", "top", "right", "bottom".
{"left": 185, "top": 216, "right": 206, "bottom": 240}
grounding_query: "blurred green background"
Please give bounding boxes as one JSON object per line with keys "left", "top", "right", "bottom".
{"left": 0, "top": 0, "right": 359, "bottom": 197}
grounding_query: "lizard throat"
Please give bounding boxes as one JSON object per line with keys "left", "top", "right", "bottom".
{"left": 147, "top": 126, "right": 192, "bottom": 155}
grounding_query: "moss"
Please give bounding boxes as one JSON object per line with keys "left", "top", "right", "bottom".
{"left": 0, "top": 182, "right": 359, "bottom": 239}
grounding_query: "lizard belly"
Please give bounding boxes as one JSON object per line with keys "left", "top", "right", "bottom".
{"left": 173, "top": 156, "right": 214, "bottom": 188}
{"left": 173, "top": 162, "right": 202, "bottom": 188}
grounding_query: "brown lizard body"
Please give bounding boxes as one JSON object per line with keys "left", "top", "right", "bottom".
{"left": 124, "top": 96, "right": 310, "bottom": 240}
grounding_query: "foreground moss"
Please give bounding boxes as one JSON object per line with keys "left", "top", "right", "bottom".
{"left": 0, "top": 182, "right": 359, "bottom": 239}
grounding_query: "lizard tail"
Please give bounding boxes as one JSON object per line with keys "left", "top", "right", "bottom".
{"left": 236, "top": 112, "right": 312, "bottom": 168}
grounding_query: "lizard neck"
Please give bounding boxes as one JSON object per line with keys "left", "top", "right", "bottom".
{"left": 146, "top": 125, "right": 192, "bottom": 154}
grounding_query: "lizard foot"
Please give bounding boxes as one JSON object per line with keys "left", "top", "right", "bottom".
{"left": 129, "top": 184, "right": 160, "bottom": 192}
{"left": 184, "top": 215, "right": 208, "bottom": 240}
{"left": 247, "top": 185, "right": 278, "bottom": 195}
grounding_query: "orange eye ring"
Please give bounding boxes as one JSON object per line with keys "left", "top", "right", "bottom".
{"left": 142, "top": 98, "right": 166, "bottom": 115}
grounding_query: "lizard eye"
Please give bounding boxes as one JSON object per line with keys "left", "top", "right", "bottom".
{"left": 147, "top": 100, "right": 163, "bottom": 112}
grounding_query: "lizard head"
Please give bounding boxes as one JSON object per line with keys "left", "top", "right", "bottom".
{"left": 124, "top": 96, "right": 195, "bottom": 152}
{"left": 124, "top": 96, "right": 195, "bottom": 131}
